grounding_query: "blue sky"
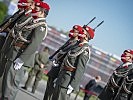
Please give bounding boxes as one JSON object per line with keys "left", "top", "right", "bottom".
{"left": 44, "top": 0, "right": 133, "bottom": 57}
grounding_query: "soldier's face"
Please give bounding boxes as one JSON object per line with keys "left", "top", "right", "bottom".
{"left": 34, "top": 6, "right": 41, "bottom": 15}
{"left": 31, "top": 6, "right": 40, "bottom": 19}
{"left": 34, "top": 6, "right": 45, "bottom": 18}
{"left": 73, "top": 29, "right": 79, "bottom": 37}
{"left": 124, "top": 53, "right": 132, "bottom": 62}
{"left": 28, "top": 1, "right": 35, "bottom": 9}
{"left": 80, "top": 29, "right": 90, "bottom": 41}
{"left": 83, "top": 29, "right": 91, "bottom": 39}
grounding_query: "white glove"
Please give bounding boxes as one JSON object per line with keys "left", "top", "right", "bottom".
{"left": 67, "top": 85, "right": 73, "bottom": 94}
{"left": 52, "top": 60, "right": 59, "bottom": 67}
{"left": 0, "top": 32, "right": 7, "bottom": 37}
{"left": 14, "top": 58, "right": 24, "bottom": 70}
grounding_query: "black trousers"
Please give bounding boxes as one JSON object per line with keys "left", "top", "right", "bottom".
{"left": 43, "top": 76, "right": 55, "bottom": 100}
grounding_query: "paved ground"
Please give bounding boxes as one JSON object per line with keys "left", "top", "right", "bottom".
{"left": 0, "top": 72, "right": 84, "bottom": 100}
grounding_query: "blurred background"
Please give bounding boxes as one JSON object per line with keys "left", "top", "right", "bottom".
{"left": 0, "top": 0, "right": 133, "bottom": 99}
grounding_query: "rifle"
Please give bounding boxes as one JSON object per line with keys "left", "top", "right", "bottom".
{"left": 93, "top": 20, "right": 104, "bottom": 31}
{"left": 86, "top": 17, "right": 96, "bottom": 26}
{"left": 49, "top": 49, "right": 61, "bottom": 60}
{"left": 83, "top": 17, "right": 104, "bottom": 32}
{"left": 49, "top": 41, "right": 70, "bottom": 60}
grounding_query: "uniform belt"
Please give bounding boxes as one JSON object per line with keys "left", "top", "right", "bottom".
{"left": 14, "top": 42, "right": 27, "bottom": 48}
{"left": 64, "top": 66, "right": 76, "bottom": 72}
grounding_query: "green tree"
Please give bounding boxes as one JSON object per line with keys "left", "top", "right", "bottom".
{"left": 0, "top": 2, "right": 8, "bottom": 23}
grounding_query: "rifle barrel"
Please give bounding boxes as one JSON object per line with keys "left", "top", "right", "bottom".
{"left": 86, "top": 17, "right": 96, "bottom": 26}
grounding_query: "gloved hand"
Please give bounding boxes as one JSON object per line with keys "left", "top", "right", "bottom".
{"left": 14, "top": 58, "right": 24, "bottom": 70}
{"left": 52, "top": 60, "right": 59, "bottom": 67}
{"left": 0, "top": 32, "right": 7, "bottom": 37}
{"left": 67, "top": 85, "right": 73, "bottom": 94}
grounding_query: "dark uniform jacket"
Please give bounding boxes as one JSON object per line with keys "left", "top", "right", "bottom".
{"left": 0, "top": 9, "right": 25, "bottom": 33}
{"left": 115, "top": 62, "right": 133, "bottom": 100}
{"left": 5, "top": 15, "right": 33, "bottom": 61}
{"left": 57, "top": 42, "right": 90, "bottom": 91}
{"left": 98, "top": 62, "right": 133, "bottom": 100}
{"left": 0, "top": 10, "right": 31, "bottom": 54}
{"left": 0, "top": 10, "right": 31, "bottom": 77}
{"left": 0, "top": 10, "right": 25, "bottom": 54}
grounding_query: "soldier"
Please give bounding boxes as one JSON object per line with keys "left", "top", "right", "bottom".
{"left": 0, "top": 0, "right": 30, "bottom": 50}
{"left": 0, "top": 0, "right": 38, "bottom": 77}
{"left": 43, "top": 25, "right": 83, "bottom": 100}
{"left": 115, "top": 49, "right": 133, "bottom": 100}
{"left": 22, "top": 47, "right": 50, "bottom": 93}
{"left": 1, "top": 1, "right": 50, "bottom": 99}
{"left": 98, "top": 49, "right": 133, "bottom": 100}
{"left": 51, "top": 25, "right": 95, "bottom": 100}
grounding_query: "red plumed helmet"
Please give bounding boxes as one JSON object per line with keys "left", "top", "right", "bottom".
{"left": 124, "top": 49, "right": 133, "bottom": 55}
{"left": 34, "top": 0, "right": 40, "bottom": 3}
{"left": 83, "top": 25, "right": 94, "bottom": 39}
{"left": 17, "top": 0, "right": 29, "bottom": 9}
{"left": 36, "top": 1, "right": 50, "bottom": 15}
{"left": 36, "top": 1, "right": 50, "bottom": 11}
{"left": 69, "top": 25, "right": 83, "bottom": 33}
{"left": 17, "top": 0, "right": 26, "bottom": 8}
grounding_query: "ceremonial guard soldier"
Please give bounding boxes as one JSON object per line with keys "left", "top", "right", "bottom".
{"left": 0, "top": 0, "right": 37, "bottom": 77}
{"left": 1, "top": 1, "right": 50, "bottom": 99}
{"left": 98, "top": 49, "right": 133, "bottom": 100}
{"left": 43, "top": 25, "right": 83, "bottom": 100}
{"left": 115, "top": 50, "right": 133, "bottom": 100}
{"left": 0, "top": 0, "right": 28, "bottom": 50}
{"left": 51, "top": 25, "right": 96, "bottom": 100}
